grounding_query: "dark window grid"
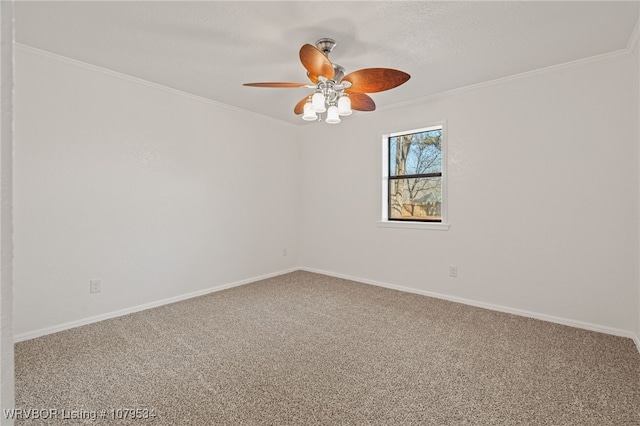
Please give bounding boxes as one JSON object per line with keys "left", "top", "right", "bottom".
{"left": 388, "top": 172, "right": 442, "bottom": 180}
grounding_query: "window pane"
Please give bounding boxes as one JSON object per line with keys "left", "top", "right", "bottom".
{"left": 389, "top": 177, "right": 441, "bottom": 221}
{"left": 389, "top": 137, "right": 397, "bottom": 176}
{"left": 389, "top": 130, "right": 441, "bottom": 177}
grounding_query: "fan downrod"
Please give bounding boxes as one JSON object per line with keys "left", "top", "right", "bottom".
{"left": 314, "top": 38, "right": 345, "bottom": 82}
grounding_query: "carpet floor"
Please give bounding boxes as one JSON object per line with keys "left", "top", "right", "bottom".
{"left": 14, "top": 271, "right": 640, "bottom": 425}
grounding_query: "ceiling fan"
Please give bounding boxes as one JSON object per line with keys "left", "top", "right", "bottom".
{"left": 243, "top": 38, "right": 411, "bottom": 123}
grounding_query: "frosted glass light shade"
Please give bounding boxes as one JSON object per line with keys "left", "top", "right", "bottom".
{"left": 302, "top": 102, "right": 317, "bottom": 121}
{"left": 337, "top": 95, "right": 352, "bottom": 116}
{"left": 326, "top": 105, "right": 341, "bottom": 124}
{"left": 311, "top": 92, "right": 326, "bottom": 113}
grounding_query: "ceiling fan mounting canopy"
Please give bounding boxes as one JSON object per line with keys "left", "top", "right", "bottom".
{"left": 315, "top": 38, "right": 337, "bottom": 56}
{"left": 243, "top": 38, "right": 410, "bottom": 123}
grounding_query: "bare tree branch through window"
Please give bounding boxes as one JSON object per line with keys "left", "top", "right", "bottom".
{"left": 388, "top": 127, "right": 442, "bottom": 222}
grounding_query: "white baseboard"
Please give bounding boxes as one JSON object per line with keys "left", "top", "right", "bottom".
{"left": 300, "top": 266, "right": 640, "bottom": 352}
{"left": 15, "top": 265, "right": 640, "bottom": 357}
{"left": 14, "top": 268, "right": 298, "bottom": 343}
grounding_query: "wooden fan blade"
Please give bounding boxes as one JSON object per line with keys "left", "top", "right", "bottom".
{"left": 347, "top": 92, "right": 376, "bottom": 111}
{"left": 243, "top": 82, "right": 309, "bottom": 88}
{"left": 343, "top": 68, "right": 410, "bottom": 93}
{"left": 299, "top": 44, "right": 334, "bottom": 81}
{"left": 294, "top": 97, "right": 309, "bottom": 115}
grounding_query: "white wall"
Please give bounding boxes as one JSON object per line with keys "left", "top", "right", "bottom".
{"left": 13, "top": 47, "right": 300, "bottom": 338}
{"left": 300, "top": 54, "right": 639, "bottom": 335}
{"left": 1, "top": 2, "right": 14, "bottom": 423}
{"left": 636, "top": 45, "right": 640, "bottom": 343}
{"left": 13, "top": 41, "right": 640, "bottom": 343}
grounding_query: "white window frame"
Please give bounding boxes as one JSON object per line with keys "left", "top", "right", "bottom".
{"left": 379, "top": 122, "right": 449, "bottom": 230}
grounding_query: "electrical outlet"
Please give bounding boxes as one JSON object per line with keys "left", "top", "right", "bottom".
{"left": 449, "top": 266, "right": 458, "bottom": 278}
{"left": 90, "top": 279, "right": 101, "bottom": 293}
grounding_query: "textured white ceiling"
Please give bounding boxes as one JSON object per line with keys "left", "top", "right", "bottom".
{"left": 15, "top": 1, "right": 640, "bottom": 126}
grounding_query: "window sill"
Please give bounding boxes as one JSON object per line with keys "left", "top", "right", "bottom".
{"left": 377, "top": 221, "right": 450, "bottom": 231}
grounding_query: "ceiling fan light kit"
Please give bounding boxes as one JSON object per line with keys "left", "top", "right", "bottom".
{"left": 243, "top": 38, "right": 410, "bottom": 124}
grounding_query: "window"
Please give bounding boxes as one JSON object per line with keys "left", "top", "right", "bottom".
{"left": 381, "top": 124, "right": 448, "bottom": 229}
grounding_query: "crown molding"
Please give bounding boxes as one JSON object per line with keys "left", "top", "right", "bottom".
{"left": 627, "top": 15, "right": 640, "bottom": 53}
{"left": 16, "top": 29, "right": 639, "bottom": 126}
{"left": 379, "top": 17, "right": 640, "bottom": 114}
{"left": 378, "top": 47, "right": 633, "bottom": 114}
{"left": 14, "top": 43, "right": 298, "bottom": 128}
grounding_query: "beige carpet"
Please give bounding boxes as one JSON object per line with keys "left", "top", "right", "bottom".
{"left": 14, "top": 271, "right": 640, "bottom": 425}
